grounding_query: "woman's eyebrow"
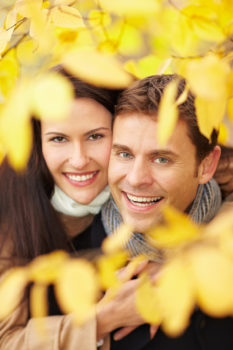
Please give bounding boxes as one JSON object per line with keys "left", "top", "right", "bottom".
{"left": 84, "top": 127, "right": 110, "bottom": 136}
{"left": 44, "top": 131, "right": 67, "bottom": 136}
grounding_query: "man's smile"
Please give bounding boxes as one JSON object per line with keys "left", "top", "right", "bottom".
{"left": 123, "top": 191, "right": 164, "bottom": 210}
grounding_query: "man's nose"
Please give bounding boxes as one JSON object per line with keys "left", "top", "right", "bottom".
{"left": 126, "top": 158, "right": 153, "bottom": 188}
{"left": 68, "top": 143, "right": 89, "bottom": 169}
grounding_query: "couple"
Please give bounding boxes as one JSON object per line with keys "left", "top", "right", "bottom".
{"left": 0, "top": 68, "right": 232, "bottom": 350}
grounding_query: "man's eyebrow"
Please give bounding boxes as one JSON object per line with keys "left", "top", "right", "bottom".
{"left": 150, "top": 150, "right": 179, "bottom": 158}
{"left": 112, "top": 145, "right": 179, "bottom": 158}
{"left": 112, "top": 144, "right": 132, "bottom": 152}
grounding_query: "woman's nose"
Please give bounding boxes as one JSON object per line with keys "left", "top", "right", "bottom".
{"left": 68, "top": 144, "right": 90, "bottom": 169}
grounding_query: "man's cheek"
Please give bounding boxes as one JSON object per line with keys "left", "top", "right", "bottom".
{"left": 109, "top": 163, "right": 125, "bottom": 182}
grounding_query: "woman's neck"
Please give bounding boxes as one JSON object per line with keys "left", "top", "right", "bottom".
{"left": 58, "top": 212, "right": 94, "bottom": 238}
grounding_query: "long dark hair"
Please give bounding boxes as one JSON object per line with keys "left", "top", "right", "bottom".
{"left": 0, "top": 68, "right": 120, "bottom": 263}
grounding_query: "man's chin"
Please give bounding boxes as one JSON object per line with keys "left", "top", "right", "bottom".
{"left": 123, "top": 217, "right": 162, "bottom": 234}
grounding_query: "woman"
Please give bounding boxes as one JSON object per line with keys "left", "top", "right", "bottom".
{"left": 0, "top": 68, "right": 145, "bottom": 350}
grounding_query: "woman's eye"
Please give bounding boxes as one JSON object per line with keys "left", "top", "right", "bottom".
{"left": 89, "top": 134, "right": 103, "bottom": 140}
{"left": 51, "top": 136, "right": 66, "bottom": 143}
{"left": 154, "top": 157, "right": 168, "bottom": 164}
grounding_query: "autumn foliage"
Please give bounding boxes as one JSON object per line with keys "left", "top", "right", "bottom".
{"left": 0, "top": 0, "right": 233, "bottom": 338}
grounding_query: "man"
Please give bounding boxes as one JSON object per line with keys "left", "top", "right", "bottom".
{"left": 103, "top": 74, "right": 221, "bottom": 255}
{"left": 102, "top": 74, "right": 233, "bottom": 350}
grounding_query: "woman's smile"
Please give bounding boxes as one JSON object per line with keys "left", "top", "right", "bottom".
{"left": 64, "top": 171, "right": 99, "bottom": 187}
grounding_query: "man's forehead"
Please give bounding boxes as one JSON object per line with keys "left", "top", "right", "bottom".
{"left": 112, "top": 112, "right": 195, "bottom": 158}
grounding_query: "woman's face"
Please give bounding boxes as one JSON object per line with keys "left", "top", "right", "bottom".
{"left": 41, "top": 97, "right": 112, "bottom": 204}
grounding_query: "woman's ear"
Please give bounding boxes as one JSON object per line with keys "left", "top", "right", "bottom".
{"left": 198, "top": 145, "right": 221, "bottom": 184}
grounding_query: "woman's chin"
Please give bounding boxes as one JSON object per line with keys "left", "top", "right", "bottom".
{"left": 71, "top": 194, "right": 97, "bottom": 205}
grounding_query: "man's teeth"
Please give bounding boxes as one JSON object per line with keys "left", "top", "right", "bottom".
{"left": 126, "top": 193, "right": 162, "bottom": 206}
{"left": 67, "top": 172, "right": 96, "bottom": 181}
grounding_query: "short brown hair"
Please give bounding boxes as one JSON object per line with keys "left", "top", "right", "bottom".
{"left": 115, "top": 74, "right": 218, "bottom": 162}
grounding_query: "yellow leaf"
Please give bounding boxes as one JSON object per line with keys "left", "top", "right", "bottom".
{"left": 0, "top": 28, "right": 10, "bottom": 56}
{"left": 0, "top": 49, "right": 19, "bottom": 99}
{"left": 175, "top": 84, "right": 188, "bottom": 106}
{"left": 102, "top": 223, "right": 133, "bottom": 254}
{"left": 205, "top": 207, "right": 233, "bottom": 239}
{"left": 97, "top": 251, "right": 128, "bottom": 289}
{"left": 88, "top": 9, "right": 111, "bottom": 28}
{"left": 191, "top": 17, "right": 225, "bottom": 43}
{"left": 4, "top": 6, "right": 17, "bottom": 46}
{"left": 29, "top": 8, "right": 55, "bottom": 53}
{"left": 169, "top": 11, "right": 199, "bottom": 57}
{"left": 29, "top": 250, "right": 68, "bottom": 284}
{"left": 55, "top": 259, "right": 99, "bottom": 324}
{"left": 42, "top": 0, "right": 50, "bottom": 8}
{"left": 53, "top": 0, "right": 76, "bottom": 5}
{"left": 63, "top": 49, "right": 133, "bottom": 88}
{"left": 136, "top": 272, "right": 161, "bottom": 324}
{"left": 228, "top": 97, "right": 233, "bottom": 123}
{"left": 122, "top": 255, "right": 148, "bottom": 281}
{"left": 21, "top": 2, "right": 54, "bottom": 54}
{"left": 182, "top": 4, "right": 219, "bottom": 21}
{"left": 55, "top": 27, "right": 78, "bottom": 44}
{"left": 30, "top": 283, "right": 48, "bottom": 318}
{"left": 99, "top": 0, "right": 159, "bottom": 16}
{"left": 118, "top": 24, "right": 144, "bottom": 56}
{"left": 0, "top": 267, "right": 28, "bottom": 319}
{"left": 0, "top": 140, "right": 5, "bottom": 164}
{"left": 124, "top": 60, "right": 139, "bottom": 79}
{"left": 32, "top": 72, "right": 74, "bottom": 121}
{"left": 217, "top": 122, "right": 228, "bottom": 145}
{"left": 30, "top": 283, "right": 48, "bottom": 337}
{"left": 157, "top": 257, "right": 195, "bottom": 336}
{"left": 16, "top": 39, "right": 38, "bottom": 66}
{"left": 157, "top": 79, "right": 178, "bottom": 146}
{"left": 124, "top": 57, "right": 172, "bottom": 80}
{"left": 98, "top": 40, "right": 117, "bottom": 54}
{"left": 163, "top": 205, "right": 198, "bottom": 230}
{"left": 15, "top": 0, "right": 43, "bottom": 18}
{"left": 0, "top": 79, "right": 32, "bottom": 169}
{"left": 185, "top": 54, "right": 230, "bottom": 100}
{"left": 219, "top": 228, "right": 233, "bottom": 262}
{"left": 190, "top": 246, "right": 233, "bottom": 317}
{"left": 148, "top": 206, "right": 199, "bottom": 249}
{"left": 195, "top": 96, "right": 226, "bottom": 139}
{"left": 50, "top": 6, "right": 85, "bottom": 28}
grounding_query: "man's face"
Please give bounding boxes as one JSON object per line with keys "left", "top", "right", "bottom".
{"left": 108, "top": 113, "right": 204, "bottom": 233}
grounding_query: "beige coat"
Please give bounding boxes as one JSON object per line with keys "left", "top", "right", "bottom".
{"left": 0, "top": 214, "right": 110, "bottom": 350}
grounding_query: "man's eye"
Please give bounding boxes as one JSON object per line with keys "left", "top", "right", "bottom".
{"left": 51, "top": 136, "right": 66, "bottom": 143}
{"left": 154, "top": 157, "right": 168, "bottom": 164}
{"left": 119, "top": 152, "right": 131, "bottom": 158}
{"left": 89, "top": 134, "right": 103, "bottom": 140}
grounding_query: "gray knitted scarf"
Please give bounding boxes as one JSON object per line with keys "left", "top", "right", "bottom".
{"left": 101, "top": 179, "right": 222, "bottom": 263}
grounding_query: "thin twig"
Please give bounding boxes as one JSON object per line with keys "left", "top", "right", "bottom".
{"left": 2, "top": 33, "right": 27, "bottom": 58}
{"left": 6, "top": 17, "right": 27, "bottom": 31}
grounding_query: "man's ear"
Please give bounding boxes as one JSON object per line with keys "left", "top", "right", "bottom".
{"left": 198, "top": 145, "right": 221, "bottom": 184}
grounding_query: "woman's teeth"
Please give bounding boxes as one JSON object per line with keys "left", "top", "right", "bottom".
{"left": 67, "top": 172, "right": 96, "bottom": 182}
{"left": 126, "top": 193, "right": 162, "bottom": 206}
